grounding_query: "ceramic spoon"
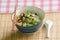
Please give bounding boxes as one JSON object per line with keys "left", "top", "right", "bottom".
{"left": 45, "top": 20, "right": 53, "bottom": 38}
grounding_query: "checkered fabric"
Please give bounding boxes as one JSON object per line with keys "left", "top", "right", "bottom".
{"left": 0, "top": 0, "right": 60, "bottom": 13}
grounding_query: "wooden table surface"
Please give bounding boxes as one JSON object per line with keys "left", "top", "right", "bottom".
{"left": 0, "top": 13, "right": 60, "bottom": 40}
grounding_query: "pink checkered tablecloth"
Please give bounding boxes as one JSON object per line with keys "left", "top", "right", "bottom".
{"left": 0, "top": 0, "right": 60, "bottom": 14}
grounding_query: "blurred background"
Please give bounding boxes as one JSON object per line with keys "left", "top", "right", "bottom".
{"left": 0, "top": 0, "right": 60, "bottom": 13}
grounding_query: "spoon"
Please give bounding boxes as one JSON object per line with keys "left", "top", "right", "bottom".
{"left": 45, "top": 20, "right": 53, "bottom": 38}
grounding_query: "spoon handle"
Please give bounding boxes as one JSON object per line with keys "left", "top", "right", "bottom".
{"left": 46, "top": 28, "right": 50, "bottom": 38}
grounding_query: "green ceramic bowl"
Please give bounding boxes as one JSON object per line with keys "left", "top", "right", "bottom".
{"left": 12, "top": 6, "right": 45, "bottom": 33}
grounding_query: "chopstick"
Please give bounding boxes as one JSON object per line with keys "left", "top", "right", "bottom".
{"left": 12, "top": 5, "right": 17, "bottom": 31}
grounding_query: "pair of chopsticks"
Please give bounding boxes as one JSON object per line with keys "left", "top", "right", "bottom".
{"left": 12, "top": 5, "right": 17, "bottom": 31}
